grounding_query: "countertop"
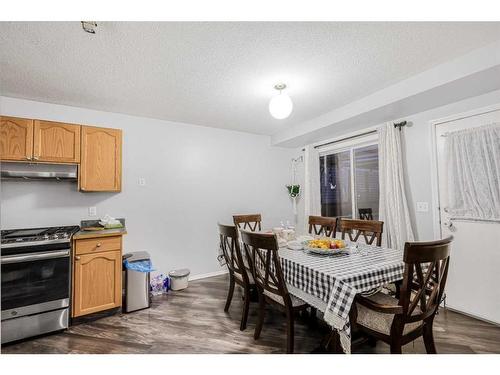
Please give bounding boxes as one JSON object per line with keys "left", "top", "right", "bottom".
{"left": 72, "top": 228, "right": 127, "bottom": 240}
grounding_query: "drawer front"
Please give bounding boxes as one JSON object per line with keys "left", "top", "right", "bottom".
{"left": 75, "top": 236, "right": 122, "bottom": 255}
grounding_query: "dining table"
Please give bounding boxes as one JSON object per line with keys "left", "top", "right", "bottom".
{"left": 276, "top": 242, "right": 405, "bottom": 353}
{"left": 218, "top": 232, "right": 405, "bottom": 353}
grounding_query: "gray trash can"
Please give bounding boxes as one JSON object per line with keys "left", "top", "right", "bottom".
{"left": 169, "top": 268, "right": 190, "bottom": 291}
{"left": 123, "top": 251, "right": 152, "bottom": 313}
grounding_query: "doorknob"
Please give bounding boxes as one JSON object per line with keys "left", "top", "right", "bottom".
{"left": 75, "top": 256, "right": 81, "bottom": 260}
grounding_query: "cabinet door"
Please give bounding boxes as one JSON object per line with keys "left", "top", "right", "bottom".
{"left": 80, "top": 126, "right": 122, "bottom": 192}
{"left": 0, "top": 116, "right": 34, "bottom": 161}
{"left": 73, "top": 250, "right": 122, "bottom": 317}
{"left": 33, "top": 120, "right": 81, "bottom": 163}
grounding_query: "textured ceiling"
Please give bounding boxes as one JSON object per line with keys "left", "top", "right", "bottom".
{"left": 1, "top": 22, "right": 500, "bottom": 135}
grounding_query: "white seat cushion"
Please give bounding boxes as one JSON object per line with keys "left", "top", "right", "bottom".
{"left": 263, "top": 289, "right": 306, "bottom": 307}
{"left": 356, "top": 292, "right": 422, "bottom": 335}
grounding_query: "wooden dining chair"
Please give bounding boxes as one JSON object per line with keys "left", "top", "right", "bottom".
{"left": 308, "top": 216, "right": 338, "bottom": 237}
{"left": 358, "top": 208, "right": 373, "bottom": 220}
{"left": 240, "top": 230, "right": 309, "bottom": 354}
{"left": 351, "top": 236, "right": 453, "bottom": 353}
{"left": 233, "top": 214, "right": 262, "bottom": 232}
{"left": 218, "top": 223, "right": 255, "bottom": 331}
{"left": 339, "top": 218, "right": 384, "bottom": 246}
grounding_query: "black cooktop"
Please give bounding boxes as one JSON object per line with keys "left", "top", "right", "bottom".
{"left": 1, "top": 226, "right": 80, "bottom": 244}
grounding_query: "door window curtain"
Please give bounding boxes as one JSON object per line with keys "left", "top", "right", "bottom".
{"left": 304, "top": 144, "right": 321, "bottom": 232}
{"left": 445, "top": 123, "right": 500, "bottom": 221}
{"left": 378, "top": 123, "right": 414, "bottom": 250}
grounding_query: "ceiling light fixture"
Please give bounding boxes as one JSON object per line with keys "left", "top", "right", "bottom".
{"left": 269, "top": 83, "right": 293, "bottom": 120}
{"left": 81, "top": 21, "right": 97, "bottom": 34}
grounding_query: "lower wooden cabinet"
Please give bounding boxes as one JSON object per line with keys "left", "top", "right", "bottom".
{"left": 72, "top": 235, "right": 123, "bottom": 317}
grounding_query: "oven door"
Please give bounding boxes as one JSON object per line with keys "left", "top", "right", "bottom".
{"left": 1, "top": 249, "right": 70, "bottom": 320}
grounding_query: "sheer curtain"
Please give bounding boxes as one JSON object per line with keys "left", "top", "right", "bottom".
{"left": 304, "top": 145, "right": 321, "bottom": 232}
{"left": 378, "top": 123, "right": 414, "bottom": 250}
{"left": 446, "top": 123, "right": 500, "bottom": 221}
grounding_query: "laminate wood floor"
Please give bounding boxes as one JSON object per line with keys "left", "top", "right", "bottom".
{"left": 2, "top": 274, "right": 499, "bottom": 354}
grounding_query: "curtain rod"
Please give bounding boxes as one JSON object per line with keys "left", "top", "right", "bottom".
{"left": 312, "top": 129, "right": 377, "bottom": 149}
{"left": 301, "top": 121, "right": 407, "bottom": 151}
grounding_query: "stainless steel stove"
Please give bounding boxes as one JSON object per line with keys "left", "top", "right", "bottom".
{"left": 1, "top": 225, "right": 79, "bottom": 344}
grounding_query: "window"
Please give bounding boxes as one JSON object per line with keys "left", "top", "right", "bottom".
{"left": 319, "top": 138, "right": 379, "bottom": 220}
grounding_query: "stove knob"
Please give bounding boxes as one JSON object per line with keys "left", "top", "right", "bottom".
{"left": 44, "top": 234, "right": 50, "bottom": 240}
{"left": 53, "top": 234, "right": 59, "bottom": 239}
{"left": 62, "top": 233, "right": 69, "bottom": 239}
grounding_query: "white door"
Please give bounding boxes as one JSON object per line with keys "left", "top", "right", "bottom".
{"left": 434, "top": 105, "right": 500, "bottom": 324}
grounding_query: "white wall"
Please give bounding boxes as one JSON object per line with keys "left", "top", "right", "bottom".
{"left": 3, "top": 90, "right": 499, "bottom": 277}
{"left": 294, "top": 89, "right": 500, "bottom": 241}
{"left": 0, "top": 96, "right": 298, "bottom": 278}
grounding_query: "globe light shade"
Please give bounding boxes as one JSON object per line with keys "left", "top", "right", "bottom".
{"left": 269, "top": 92, "right": 293, "bottom": 119}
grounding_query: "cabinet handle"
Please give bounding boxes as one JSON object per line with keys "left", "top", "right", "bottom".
{"left": 33, "top": 156, "right": 39, "bottom": 160}
{"left": 96, "top": 243, "right": 102, "bottom": 247}
{"left": 75, "top": 256, "right": 81, "bottom": 260}
{"left": 26, "top": 156, "right": 32, "bottom": 160}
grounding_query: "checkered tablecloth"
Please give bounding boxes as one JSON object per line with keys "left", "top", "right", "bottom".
{"left": 277, "top": 244, "right": 404, "bottom": 353}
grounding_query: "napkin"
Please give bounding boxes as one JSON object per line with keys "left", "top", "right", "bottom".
{"left": 99, "top": 214, "right": 123, "bottom": 229}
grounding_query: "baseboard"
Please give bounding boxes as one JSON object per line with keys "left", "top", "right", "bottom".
{"left": 444, "top": 306, "right": 500, "bottom": 327}
{"left": 189, "top": 269, "right": 228, "bottom": 281}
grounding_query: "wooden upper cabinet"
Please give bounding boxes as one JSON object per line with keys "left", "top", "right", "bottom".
{"left": 1, "top": 116, "right": 123, "bottom": 193}
{"left": 33, "top": 120, "right": 81, "bottom": 163}
{"left": 80, "top": 126, "right": 122, "bottom": 192}
{"left": 0, "top": 116, "right": 34, "bottom": 161}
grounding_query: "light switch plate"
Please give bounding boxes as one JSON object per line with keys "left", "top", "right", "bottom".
{"left": 138, "top": 177, "right": 146, "bottom": 186}
{"left": 88, "top": 206, "right": 97, "bottom": 216}
{"left": 416, "top": 202, "right": 429, "bottom": 212}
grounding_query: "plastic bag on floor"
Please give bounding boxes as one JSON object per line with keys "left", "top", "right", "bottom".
{"left": 124, "top": 259, "right": 155, "bottom": 273}
{"left": 150, "top": 274, "right": 170, "bottom": 295}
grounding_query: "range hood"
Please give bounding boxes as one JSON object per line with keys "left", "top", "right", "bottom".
{"left": 0, "top": 162, "right": 78, "bottom": 180}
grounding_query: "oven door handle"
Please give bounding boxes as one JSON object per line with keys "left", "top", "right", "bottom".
{"left": 1, "top": 249, "right": 70, "bottom": 264}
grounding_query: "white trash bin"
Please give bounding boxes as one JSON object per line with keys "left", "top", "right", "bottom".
{"left": 169, "top": 268, "right": 190, "bottom": 291}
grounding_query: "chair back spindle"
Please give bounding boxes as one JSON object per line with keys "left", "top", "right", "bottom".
{"left": 218, "top": 223, "right": 249, "bottom": 284}
{"left": 233, "top": 214, "right": 262, "bottom": 232}
{"left": 398, "top": 237, "right": 453, "bottom": 324}
{"left": 340, "top": 218, "right": 384, "bottom": 246}
{"left": 240, "top": 231, "right": 291, "bottom": 307}
{"left": 358, "top": 208, "right": 374, "bottom": 220}
{"left": 308, "top": 216, "right": 338, "bottom": 237}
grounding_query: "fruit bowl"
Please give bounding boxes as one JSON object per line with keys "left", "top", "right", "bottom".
{"left": 304, "top": 238, "right": 351, "bottom": 255}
